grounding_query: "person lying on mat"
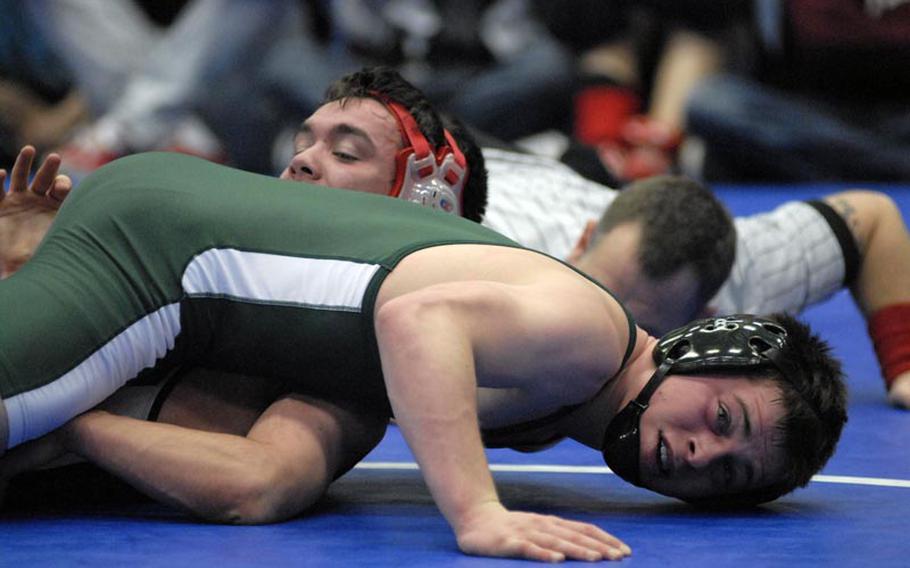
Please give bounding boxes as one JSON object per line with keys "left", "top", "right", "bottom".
{"left": 0, "top": 151, "right": 846, "bottom": 563}
{"left": 480, "top": 147, "right": 910, "bottom": 408}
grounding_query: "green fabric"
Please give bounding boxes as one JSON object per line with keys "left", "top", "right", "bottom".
{"left": 0, "top": 153, "right": 519, "bottom": 406}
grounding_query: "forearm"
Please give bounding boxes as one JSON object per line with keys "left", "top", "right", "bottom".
{"left": 377, "top": 300, "right": 502, "bottom": 532}
{"left": 826, "top": 192, "right": 910, "bottom": 400}
{"left": 62, "top": 410, "right": 287, "bottom": 522}
{"left": 374, "top": 283, "right": 632, "bottom": 562}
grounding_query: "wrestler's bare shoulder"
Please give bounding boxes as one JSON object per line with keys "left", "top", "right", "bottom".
{"left": 378, "top": 244, "right": 593, "bottom": 301}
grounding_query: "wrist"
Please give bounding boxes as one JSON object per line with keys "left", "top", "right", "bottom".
{"left": 451, "top": 499, "right": 506, "bottom": 535}
{"left": 868, "top": 303, "right": 910, "bottom": 389}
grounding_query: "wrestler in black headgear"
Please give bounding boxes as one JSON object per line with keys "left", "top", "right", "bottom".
{"left": 601, "top": 314, "right": 799, "bottom": 486}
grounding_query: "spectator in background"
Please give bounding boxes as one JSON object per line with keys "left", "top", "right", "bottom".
{"left": 27, "top": 0, "right": 306, "bottom": 177}
{"left": 262, "top": 0, "right": 576, "bottom": 173}
{"left": 684, "top": 0, "right": 910, "bottom": 182}
{"left": 27, "top": 0, "right": 574, "bottom": 178}
{"left": 0, "top": 0, "right": 88, "bottom": 165}
{"left": 537, "top": 0, "right": 751, "bottom": 184}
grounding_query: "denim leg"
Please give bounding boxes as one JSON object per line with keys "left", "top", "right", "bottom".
{"left": 686, "top": 74, "right": 910, "bottom": 181}
{"left": 438, "top": 40, "right": 576, "bottom": 140}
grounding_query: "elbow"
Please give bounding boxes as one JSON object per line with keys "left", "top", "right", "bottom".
{"left": 856, "top": 191, "right": 903, "bottom": 253}
{"left": 855, "top": 190, "right": 900, "bottom": 220}
{"left": 201, "top": 468, "right": 321, "bottom": 525}
{"left": 870, "top": 192, "right": 902, "bottom": 224}
{"left": 203, "top": 473, "right": 282, "bottom": 524}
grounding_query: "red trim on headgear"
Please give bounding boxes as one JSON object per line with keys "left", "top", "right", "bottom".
{"left": 369, "top": 92, "right": 468, "bottom": 216}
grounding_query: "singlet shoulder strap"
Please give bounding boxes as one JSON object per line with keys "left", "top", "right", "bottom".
{"left": 617, "top": 300, "right": 637, "bottom": 371}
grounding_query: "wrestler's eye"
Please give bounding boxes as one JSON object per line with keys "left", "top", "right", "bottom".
{"left": 334, "top": 151, "right": 358, "bottom": 162}
{"left": 717, "top": 403, "right": 731, "bottom": 434}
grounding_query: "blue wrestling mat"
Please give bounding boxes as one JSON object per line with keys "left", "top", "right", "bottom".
{"left": 2, "top": 184, "right": 908, "bottom": 567}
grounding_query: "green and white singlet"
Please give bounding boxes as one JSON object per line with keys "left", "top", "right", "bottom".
{"left": 0, "top": 153, "right": 520, "bottom": 449}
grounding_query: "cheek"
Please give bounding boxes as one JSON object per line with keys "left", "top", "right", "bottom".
{"left": 332, "top": 165, "right": 395, "bottom": 195}
{"left": 336, "top": 175, "right": 389, "bottom": 195}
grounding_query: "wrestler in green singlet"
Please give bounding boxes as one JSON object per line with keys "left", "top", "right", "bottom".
{"left": 0, "top": 152, "right": 520, "bottom": 450}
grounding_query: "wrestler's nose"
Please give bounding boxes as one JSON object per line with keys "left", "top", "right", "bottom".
{"left": 283, "top": 146, "right": 322, "bottom": 182}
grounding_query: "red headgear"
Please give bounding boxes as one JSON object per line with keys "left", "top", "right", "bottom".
{"left": 373, "top": 95, "right": 469, "bottom": 216}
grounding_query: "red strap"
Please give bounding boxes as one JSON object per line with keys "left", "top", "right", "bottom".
{"left": 383, "top": 100, "right": 431, "bottom": 159}
{"left": 443, "top": 129, "right": 466, "bottom": 170}
{"left": 573, "top": 86, "right": 640, "bottom": 145}
{"left": 868, "top": 303, "right": 910, "bottom": 389}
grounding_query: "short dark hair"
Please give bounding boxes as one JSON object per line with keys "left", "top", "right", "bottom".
{"left": 323, "top": 67, "right": 487, "bottom": 222}
{"left": 693, "top": 313, "right": 849, "bottom": 508}
{"left": 595, "top": 176, "right": 735, "bottom": 308}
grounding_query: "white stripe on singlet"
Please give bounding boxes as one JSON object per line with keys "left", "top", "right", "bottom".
{"left": 5, "top": 304, "right": 181, "bottom": 447}
{"left": 182, "top": 248, "right": 381, "bottom": 311}
{"left": 5, "top": 249, "right": 381, "bottom": 447}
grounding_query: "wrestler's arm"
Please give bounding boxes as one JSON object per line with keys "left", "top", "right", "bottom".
{"left": 375, "top": 278, "right": 631, "bottom": 562}
{"left": 57, "top": 394, "right": 387, "bottom": 523}
{"left": 824, "top": 191, "right": 910, "bottom": 408}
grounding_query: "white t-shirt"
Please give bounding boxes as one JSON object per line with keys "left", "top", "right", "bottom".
{"left": 481, "top": 147, "right": 849, "bottom": 316}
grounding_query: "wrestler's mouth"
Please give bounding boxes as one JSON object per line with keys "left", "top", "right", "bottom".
{"left": 657, "top": 431, "right": 671, "bottom": 478}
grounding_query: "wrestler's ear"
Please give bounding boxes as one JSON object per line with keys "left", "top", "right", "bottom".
{"left": 567, "top": 219, "right": 598, "bottom": 264}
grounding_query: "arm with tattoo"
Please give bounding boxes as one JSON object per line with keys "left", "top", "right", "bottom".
{"left": 824, "top": 191, "right": 910, "bottom": 408}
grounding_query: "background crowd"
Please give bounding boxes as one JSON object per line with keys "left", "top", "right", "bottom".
{"left": 2, "top": 0, "right": 909, "bottom": 183}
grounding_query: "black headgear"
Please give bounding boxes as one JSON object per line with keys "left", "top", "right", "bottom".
{"left": 601, "top": 315, "right": 795, "bottom": 486}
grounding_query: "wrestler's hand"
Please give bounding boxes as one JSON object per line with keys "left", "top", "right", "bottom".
{"left": 455, "top": 501, "right": 631, "bottom": 562}
{"left": 888, "top": 372, "right": 910, "bottom": 409}
{"left": 0, "top": 145, "right": 73, "bottom": 207}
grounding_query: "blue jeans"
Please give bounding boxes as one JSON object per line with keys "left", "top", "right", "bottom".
{"left": 685, "top": 73, "right": 910, "bottom": 181}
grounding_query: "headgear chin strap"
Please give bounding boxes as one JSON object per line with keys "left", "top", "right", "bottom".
{"left": 601, "top": 315, "right": 793, "bottom": 486}
{"left": 377, "top": 97, "right": 468, "bottom": 216}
